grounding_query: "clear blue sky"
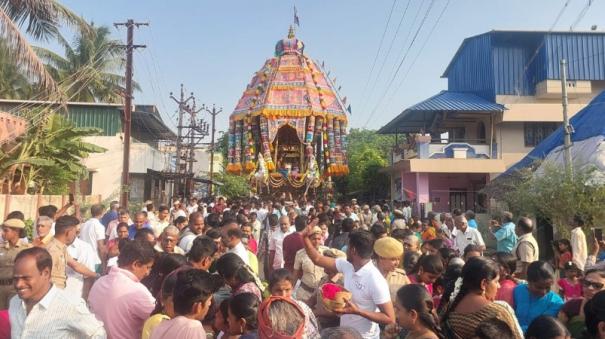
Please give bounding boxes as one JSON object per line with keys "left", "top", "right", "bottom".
{"left": 59, "top": 0, "right": 605, "bottom": 134}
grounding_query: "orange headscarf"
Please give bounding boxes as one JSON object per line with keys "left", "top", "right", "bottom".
{"left": 258, "top": 296, "right": 305, "bottom": 339}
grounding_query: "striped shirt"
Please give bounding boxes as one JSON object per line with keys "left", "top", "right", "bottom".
{"left": 9, "top": 285, "right": 106, "bottom": 338}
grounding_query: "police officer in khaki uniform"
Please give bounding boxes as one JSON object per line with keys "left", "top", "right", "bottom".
{"left": 0, "top": 218, "right": 31, "bottom": 309}
{"left": 374, "top": 236, "right": 410, "bottom": 301}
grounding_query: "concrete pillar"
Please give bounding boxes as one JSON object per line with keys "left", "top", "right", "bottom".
{"left": 415, "top": 172, "right": 430, "bottom": 215}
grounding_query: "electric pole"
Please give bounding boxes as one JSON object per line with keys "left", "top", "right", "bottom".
{"left": 560, "top": 59, "right": 574, "bottom": 178}
{"left": 170, "top": 85, "right": 194, "bottom": 198}
{"left": 114, "top": 19, "right": 148, "bottom": 209}
{"left": 203, "top": 104, "right": 223, "bottom": 196}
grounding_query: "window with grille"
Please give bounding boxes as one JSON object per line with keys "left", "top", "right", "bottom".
{"left": 524, "top": 122, "right": 559, "bottom": 147}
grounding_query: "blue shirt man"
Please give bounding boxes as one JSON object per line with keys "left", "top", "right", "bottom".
{"left": 492, "top": 212, "right": 518, "bottom": 252}
{"left": 127, "top": 212, "right": 151, "bottom": 239}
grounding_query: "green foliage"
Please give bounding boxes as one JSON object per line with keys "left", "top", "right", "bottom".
{"left": 347, "top": 128, "right": 395, "bottom": 159}
{"left": 487, "top": 165, "right": 605, "bottom": 238}
{"left": 340, "top": 129, "right": 393, "bottom": 200}
{"left": 215, "top": 172, "right": 249, "bottom": 200}
{"left": 216, "top": 132, "right": 228, "bottom": 167}
{"left": 0, "top": 113, "right": 106, "bottom": 194}
{"left": 0, "top": 38, "right": 34, "bottom": 99}
{"left": 24, "top": 219, "right": 33, "bottom": 241}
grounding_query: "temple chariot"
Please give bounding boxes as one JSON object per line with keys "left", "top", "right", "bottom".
{"left": 226, "top": 27, "right": 350, "bottom": 197}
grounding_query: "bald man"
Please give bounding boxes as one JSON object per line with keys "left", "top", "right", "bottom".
{"left": 155, "top": 226, "right": 184, "bottom": 254}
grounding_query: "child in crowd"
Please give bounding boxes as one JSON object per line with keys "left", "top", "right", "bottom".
{"left": 555, "top": 239, "right": 573, "bottom": 276}
{"left": 268, "top": 269, "right": 320, "bottom": 338}
{"left": 408, "top": 254, "right": 444, "bottom": 295}
{"left": 493, "top": 252, "right": 518, "bottom": 307}
{"left": 432, "top": 277, "right": 445, "bottom": 310}
{"left": 558, "top": 261, "right": 583, "bottom": 301}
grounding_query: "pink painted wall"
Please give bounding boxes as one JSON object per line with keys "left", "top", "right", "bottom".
{"left": 427, "top": 173, "right": 487, "bottom": 212}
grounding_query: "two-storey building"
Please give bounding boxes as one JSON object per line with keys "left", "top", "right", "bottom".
{"left": 379, "top": 30, "right": 605, "bottom": 214}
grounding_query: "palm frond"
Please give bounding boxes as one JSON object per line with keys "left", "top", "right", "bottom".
{"left": 0, "top": 7, "right": 56, "bottom": 90}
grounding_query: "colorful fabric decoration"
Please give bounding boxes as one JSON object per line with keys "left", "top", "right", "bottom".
{"left": 259, "top": 117, "right": 275, "bottom": 171}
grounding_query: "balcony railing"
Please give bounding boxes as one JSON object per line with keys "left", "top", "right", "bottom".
{"left": 391, "top": 138, "right": 497, "bottom": 164}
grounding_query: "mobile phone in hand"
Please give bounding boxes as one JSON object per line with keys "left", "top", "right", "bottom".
{"left": 592, "top": 228, "right": 603, "bottom": 242}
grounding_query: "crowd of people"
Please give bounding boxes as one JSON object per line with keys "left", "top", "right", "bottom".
{"left": 0, "top": 196, "right": 604, "bottom": 339}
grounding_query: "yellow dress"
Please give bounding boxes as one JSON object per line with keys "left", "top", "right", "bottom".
{"left": 141, "top": 313, "right": 170, "bottom": 339}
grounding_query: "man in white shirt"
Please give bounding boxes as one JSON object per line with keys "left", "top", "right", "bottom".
{"left": 66, "top": 234, "right": 99, "bottom": 301}
{"left": 269, "top": 215, "right": 294, "bottom": 270}
{"left": 344, "top": 205, "right": 359, "bottom": 222}
{"left": 222, "top": 222, "right": 250, "bottom": 265}
{"left": 79, "top": 204, "right": 107, "bottom": 271}
{"left": 152, "top": 205, "right": 171, "bottom": 237}
{"left": 186, "top": 197, "right": 199, "bottom": 215}
{"left": 302, "top": 220, "right": 395, "bottom": 338}
{"left": 452, "top": 214, "right": 485, "bottom": 254}
{"left": 571, "top": 214, "right": 588, "bottom": 271}
{"left": 170, "top": 200, "right": 186, "bottom": 221}
{"left": 9, "top": 247, "right": 106, "bottom": 338}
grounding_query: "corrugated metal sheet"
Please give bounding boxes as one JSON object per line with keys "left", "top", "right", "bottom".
{"left": 446, "top": 33, "right": 495, "bottom": 100}
{"left": 0, "top": 101, "right": 122, "bottom": 136}
{"left": 378, "top": 90, "right": 504, "bottom": 134}
{"left": 545, "top": 33, "right": 605, "bottom": 80}
{"left": 444, "top": 31, "right": 605, "bottom": 99}
{"left": 492, "top": 44, "right": 536, "bottom": 96}
{"left": 409, "top": 90, "right": 504, "bottom": 112}
{"left": 66, "top": 105, "right": 122, "bottom": 136}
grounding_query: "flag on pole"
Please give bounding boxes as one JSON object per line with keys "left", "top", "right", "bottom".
{"left": 294, "top": 5, "right": 300, "bottom": 27}
{"left": 342, "top": 96, "right": 347, "bottom": 105}
{"left": 347, "top": 104, "right": 352, "bottom": 115}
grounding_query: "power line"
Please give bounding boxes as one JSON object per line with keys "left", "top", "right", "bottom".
{"left": 357, "top": 0, "right": 398, "bottom": 113}
{"left": 570, "top": 0, "right": 595, "bottom": 30}
{"left": 364, "top": 0, "right": 436, "bottom": 128}
{"left": 385, "top": 0, "right": 451, "bottom": 114}
{"left": 360, "top": 0, "right": 412, "bottom": 115}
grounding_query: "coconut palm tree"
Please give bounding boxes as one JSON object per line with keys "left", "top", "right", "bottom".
{"left": 0, "top": 0, "right": 90, "bottom": 92}
{"left": 0, "top": 38, "right": 34, "bottom": 99}
{"left": 35, "top": 24, "right": 133, "bottom": 103}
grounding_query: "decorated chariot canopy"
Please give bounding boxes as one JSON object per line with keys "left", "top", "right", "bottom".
{"left": 227, "top": 27, "right": 349, "bottom": 193}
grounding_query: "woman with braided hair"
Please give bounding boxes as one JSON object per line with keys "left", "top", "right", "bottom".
{"left": 440, "top": 256, "right": 523, "bottom": 339}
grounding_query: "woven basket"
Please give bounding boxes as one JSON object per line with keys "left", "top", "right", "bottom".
{"left": 320, "top": 283, "right": 352, "bottom": 312}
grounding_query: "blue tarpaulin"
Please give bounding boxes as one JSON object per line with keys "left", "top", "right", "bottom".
{"left": 503, "top": 90, "right": 605, "bottom": 176}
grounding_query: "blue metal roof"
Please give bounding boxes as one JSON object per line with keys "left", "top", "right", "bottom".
{"left": 378, "top": 91, "right": 504, "bottom": 134}
{"left": 408, "top": 90, "right": 504, "bottom": 112}
{"left": 442, "top": 30, "right": 605, "bottom": 100}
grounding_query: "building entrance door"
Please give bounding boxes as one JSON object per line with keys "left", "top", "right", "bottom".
{"left": 449, "top": 190, "right": 467, "bottom": 211}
